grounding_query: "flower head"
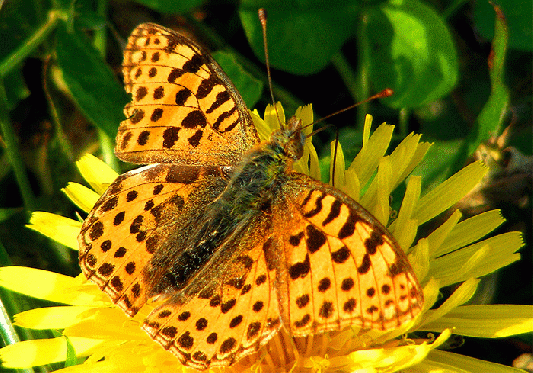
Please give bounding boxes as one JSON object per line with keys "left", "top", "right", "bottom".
{"left": 0, "top": 106, "right": 529, "bottom": 372}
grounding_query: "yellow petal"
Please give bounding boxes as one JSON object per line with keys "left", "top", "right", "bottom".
{"left": 426, "top": 349, "right": 526, "bottom": 372}
{"left": 413, "top": 161, "right": 488, "bottom": 225}
{"left": 54, "top": 358, "right": 145, "bottom": 373}
{"left": 425, "top": 209, "right": 462, "bottom": 258}
{"left": 349, "top": 122, "right": 394, "bottom": 189}
{"left": 64, "top": 308, "right": 149, "bottom": 340}
{"left": 295, "top": 103, "right": 313, "bottom": 129}
{"left": 392, "top": 175, "right": 420, "bottom": 229}
{"left": 76, "top": 154, "right": 118, "bottom": 195}
{"left": 410, "top": 238, "right": 430, "bottom": 281}
{"left": 330, "top": 140, "right": 345, "bottom": 188}
{"left": 438, "top": 209, "right": 505, "bottom": 257}
{"left": 362, "top": 114, "right": 373, "bottom": 147}
{"left": 0, "top": 337, "right": 103, "bottom": 368}
{"left": 398, "top": 217, "right": 419, "bottom": 255}
{"left": 293, "top": 131, "right": 319, "bottom": 178}
{"left": 346, "top": 329, "right": 451, "bottom": 371}
{"left": 341, "top": 168, "right": 360, "bottom": 202}
{"left": 428, "top": 231, "right": 523, "bottom": 286}
{"left": 250, "top": 109, "right": 270, "bottom": 142}
{"left": 418, "top": 278, "right": 480, "bottom": 330}
{"left": 0, "top": 267, "right": 109, "bottom": 305}
{"left": 422, "top": 305, "right": 533, "bottom": 338}
{"left": 386, "top": 132, "right": 426, "bottom": 190}
{"left": 420, "top": 278, "right": 441, "bottom": 315}
{"left": 308, "top": 143, "right": 321, "bottom": 181}
{"left": 14, "top": 306, "right": 99, "bottom": 330}
{"left": 390, "top": 175, "right": 421, "bottom": 250}
{"left": 62, "top": 182, "right": 100, "bottom": 213}
{"left": 263, "top": 102, "right": 285, "bottom": 130}
{"left": 26, "top": 212, "right": 81, "bottom": 250}
{"left": 54, "top": 342, "right": 181, "bottom": 373}
{"left": 361, "top": 157, "right": 392, "bottom": 225}
{"left": 303, "top": 355, "right": 331, "bottom": 371}
{"left": 397, "top": 140, "right": 431, "bottom": 190}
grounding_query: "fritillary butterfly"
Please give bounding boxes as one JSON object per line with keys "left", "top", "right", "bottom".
{"left": 78, "top": 23, "right": 423, "bottom": 369}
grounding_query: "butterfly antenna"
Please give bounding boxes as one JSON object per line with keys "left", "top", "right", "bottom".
{"left": 304, "top": 88, "right": 394, "bottom": 185}
{"left": 302, "top": 88, "right": 393, "bottom": 138}
{"left": 304, "top": 88, "right": 394, "bottom": 134}
{"left": 259, "top": 8, "right": 284, "bottom": 129}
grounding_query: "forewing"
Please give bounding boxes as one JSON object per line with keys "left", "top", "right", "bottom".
{"left": 143, "top": 221, "right": 280, "bottom": 369}
{"left": 118, "top": 23, "right": 259, "bottom": 166}
{"left": 78, "top": 164, "right": 227, "bottom": 316}
{"left": 274, "top": 174, "right": 423, "bottom": 335}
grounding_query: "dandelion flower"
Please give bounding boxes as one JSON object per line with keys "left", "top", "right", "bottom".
{"left": 0, "top": 107, "right": 530, "bottom": 372}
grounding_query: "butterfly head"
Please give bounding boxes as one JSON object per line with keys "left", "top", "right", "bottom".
{"left": 271, "top": 116, "right": 306, "bottom": 161}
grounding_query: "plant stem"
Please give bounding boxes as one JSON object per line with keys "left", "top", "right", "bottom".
{"left": 98, "top": 129, "right": 119, "bottom": 171}
{"left": 331, "top": 52, "right": 358, "bottom": 103}
{"left": 0, "top": 11, "right": 60, "bottom": 79}
{"left": 398, "top": 108, "right": 409, "bottom": 139}
{"left": 356, "top": 13, "right": 371, "bottom": 129}
{"left": 0, "top": 82, "right": 36, "bottom": 212}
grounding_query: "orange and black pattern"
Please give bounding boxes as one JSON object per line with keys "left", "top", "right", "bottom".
{"left": 79, "top": 23, "right": 423, "bottom": 370}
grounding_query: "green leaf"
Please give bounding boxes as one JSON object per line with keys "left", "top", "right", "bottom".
{"left": 3, "top": 70, "right": 30, "bottom": 110}
{"left": 0, "top": 208, "right": 22, "bottom": 223}
{"left": 55, "top": 22, "right": 128, "bottom": 139}
{"left": 239, "top": 1, "right": 359, "bottom": 75}
{"left": 64, "top": 336, "right": 79, "bottom": 367}
{"left": 365, "top": 0, "right": 458, "bottom": 108}
{"left": 0, "top": 0, "right": 44, "bottom": 58}
{"left": 0, "top": 0, "right": 47, "bottom": 108}
{"left": 69, "top": 0, "right": 107, "bottom": 29}
{"left": 468, "top": 3, "right": 510, "bottom": 154}
{"left": 474, "top": 0, "right": 532, "bottom": 51}
{"left": 133, "top": 0, "right": 206, "bottom": 14}
{"left": 212, "top": 51, "right": 264, "bottom": 109}
{"left": 74, "top": 11, "right": 107, "bottom": 31}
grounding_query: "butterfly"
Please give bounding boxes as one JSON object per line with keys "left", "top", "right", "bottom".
{"left": 78, "top": 23, "right": 423, "bottom": 370}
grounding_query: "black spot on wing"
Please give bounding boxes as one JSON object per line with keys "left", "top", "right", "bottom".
{"left": 358, "top": 254, "right": 371, "bottom": 274}
{"left": 182, "top": 110, "right": 207, "bottom": 129}
{"left": 188, "top": 130, "right": 203, "bottom": 147}
{"left": 338, "top": 209, "right": 360, "bottom": 239}
{"left": 306, "top": 224, "right": 326, "bottom": 254}
{"left": 196, "top": 75, "right": 217, "bottom": 100}
{"left": 212, "top": 106, "right": 238, "bottom": 132}
{"left": 331, "top": 246, "right": 350, "bottom": 263}
{"left": 303, "top": 192, "right": 325, "bottom": 218}
{"left": 162, "top": 127, "right": 180, "bottom": 148}
{"left": 322, "top": 199, "right": 342, "bottom": 226}
{"left": 365, "top": 229, "right": 384, "bottom": 255}
{"left": 289, "top": 254, "right": 310, "bottom": 280}
{"left": 137, "top": 130, "right": 150, "bottom": 145}
{"left": 175, "top": 88, "right": 191, "bottom": 106}
{"left": 182, "top": 54, "right": 204, "bottom": 74}
{"left": 206, "top": 91, "right": 230, "bottom": 114}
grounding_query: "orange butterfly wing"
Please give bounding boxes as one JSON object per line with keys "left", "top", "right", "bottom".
{"left": 119, "top": 23, "right": 259, "bottom": 166}
{"left": 143, "top": 221, "right": 281, "bottom": 369}
{"left": 272, "top": 174, "right": 423, "bottom": 334}
{"left": 79, "top": 21, "right": 424, "bottom": 372}
{"left": 79, "top": 164, "right": 228, "bottom": 316}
